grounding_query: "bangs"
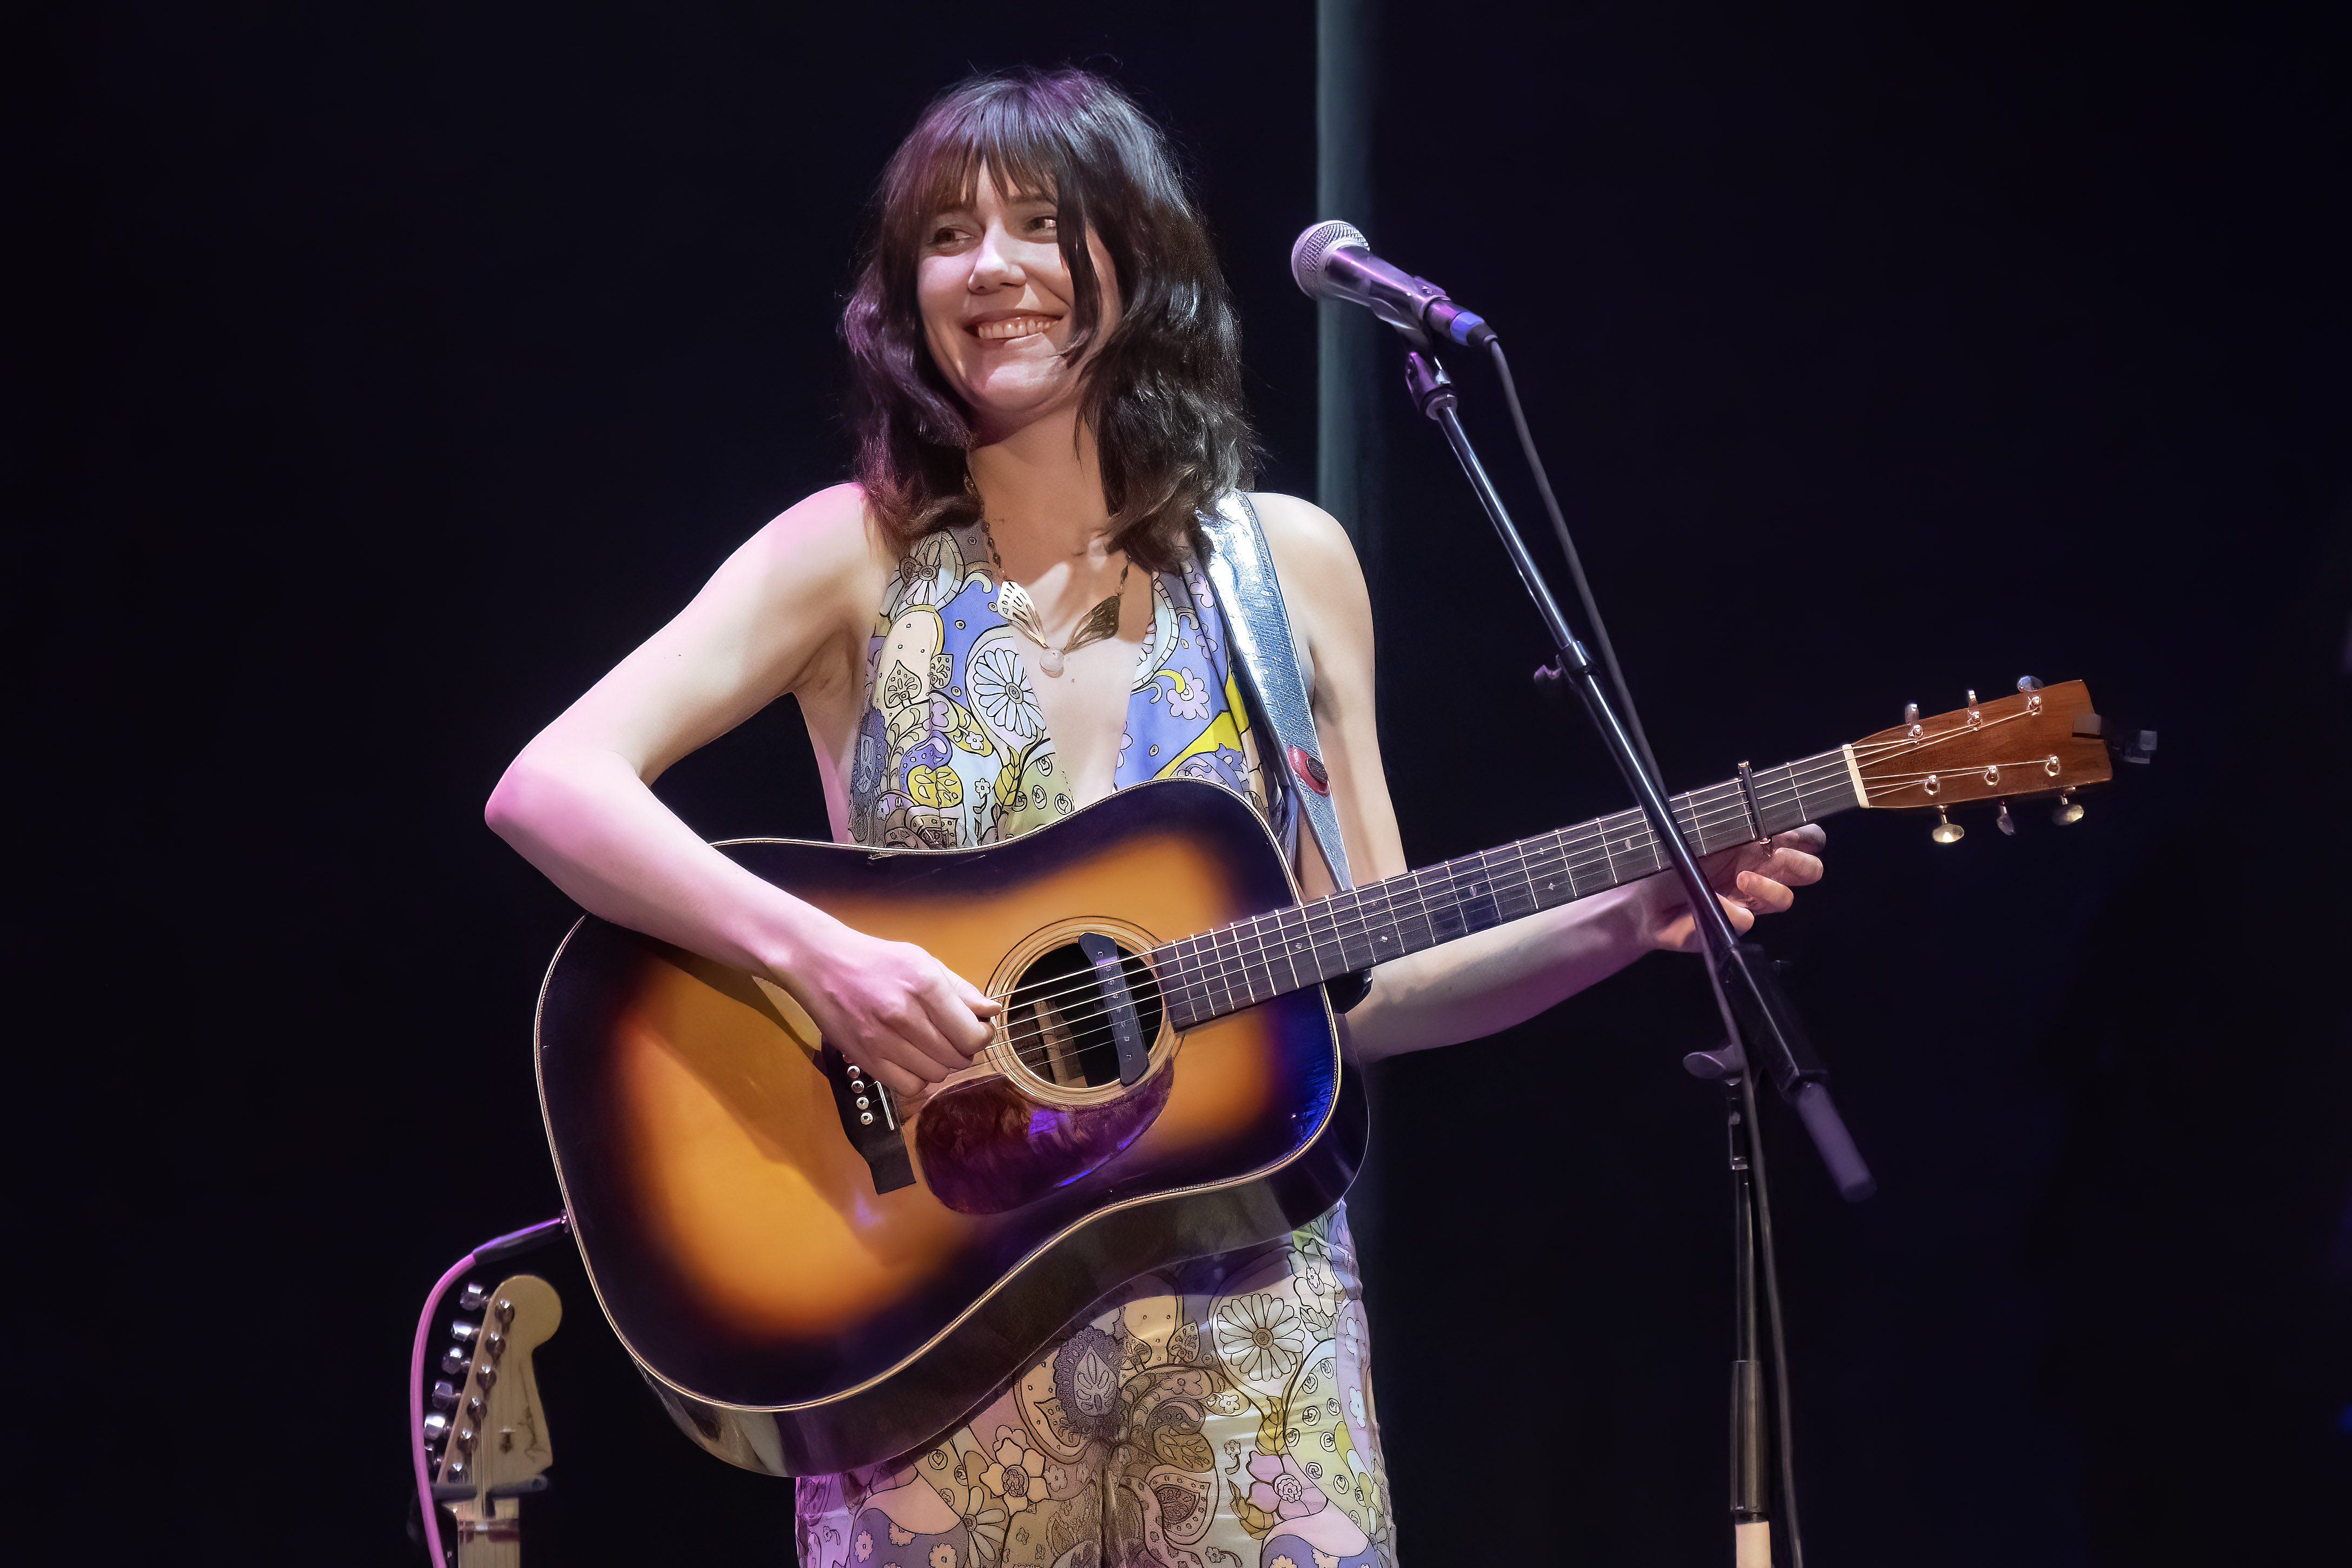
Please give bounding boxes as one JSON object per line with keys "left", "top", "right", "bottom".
{"left": 895, "top": 94, "right": 1073, "bottom": 234}
{"left": 844, "top": 69, "right": 1254, "bottom": 572}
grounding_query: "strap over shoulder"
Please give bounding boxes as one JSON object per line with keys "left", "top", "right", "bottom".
{"left": 1198, "top": 493, "right": 1353, "bottom": 892}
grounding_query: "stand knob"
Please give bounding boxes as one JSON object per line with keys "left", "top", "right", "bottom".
{"left": 2051, "top": 792, "right": 2085, "bottom": 825}
{"left": 1931, "top": 808, "right": 1964, "bottom": 844}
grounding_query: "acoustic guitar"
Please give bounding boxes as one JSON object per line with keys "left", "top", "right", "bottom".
{"left": 535, "top": 680, "right": 2113, "bottom": 1477}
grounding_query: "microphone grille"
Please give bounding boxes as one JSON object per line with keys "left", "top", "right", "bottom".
{"left": 1290, "top": 220, "right": 1369, "bottom": 297}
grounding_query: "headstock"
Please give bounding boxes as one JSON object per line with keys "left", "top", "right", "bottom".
{"left": 1847, "top": 678, "right": 2116, "bottom": 842}
{"left": 430, "top": 1273, "right": 561, "bottom": 1563}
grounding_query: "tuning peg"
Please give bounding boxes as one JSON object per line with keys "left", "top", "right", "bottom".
{"left": 439, "top": 1347, "right": 470, "bottom": 1377}
{"left": 449, "top": 1319, "right": 479, "bottom": 1344}
{"left": 2017, "top": 676, "right": 2043, "bottom": 691}
{"left": 1903, "top": 702, "right": 1919, "bottom": 724}
{"left": 1931, "top": 808, "right": 1964, "bottom": 844}
{"left": 458, "top": 1283, "right": 488, "bottom": 1314}
{"left": 1967, "top": 690, "right": 1978, "bottom": 705}
{"left": 2051, "top": 792, "right": 2084, "bottom": 825}
{"left": 422, "top": 1410, "right": 450, "bottom": 1444}
{"left": 431, "top": 1379, "right": 458, "bottom": 1411}
{"left": 1996, "top": 800, "right": 2016, "bottom": 836}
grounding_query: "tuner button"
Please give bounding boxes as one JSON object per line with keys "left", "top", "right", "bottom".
{"left": 2052, "top": 792, "right": 2085, "bottom": 825}
{"left": 1904, "top": 702, "right": 1919, "bottom": 725}
{"left": 458, "top": 1284, "right": 488, "bottom": 1314}
{"left": 2017, "top": 676, "right": 2043, "bottom": 692}
{"left": 1996, "top": 800, "right": 2016, "bottom": 836}
{"left": 440, "top": 1348, "right": 470, "bottom": 1377}
{"left": 431, "top": 1379, "right": 458, "bottom": 1411}
{"left": 422, "top": 1410, "right": 450, "bottom": 1442}
{"left": 449, "top": 1319, "right": 479, "bottom": 1344}
{"left": 1931, "top": 808, "right": 1965, "bottom": 844}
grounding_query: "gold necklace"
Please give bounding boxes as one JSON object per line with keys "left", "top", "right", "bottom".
{"left": 976, "top": 510, "right": 1128, "bottom": 679}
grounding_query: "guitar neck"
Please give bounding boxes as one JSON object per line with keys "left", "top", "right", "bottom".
{"left": 1154, "top": 749, "right": 1860, "bottom": 1028}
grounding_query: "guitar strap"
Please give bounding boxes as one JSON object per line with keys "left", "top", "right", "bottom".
{"left": 1199, "top": 494, "right": 1371, "bottom": 1013}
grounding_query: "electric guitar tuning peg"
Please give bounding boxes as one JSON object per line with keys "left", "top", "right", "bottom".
{"left": 1931, "top": 806, "right": 1964, "bottom": 844}
{"left": 2017, "top": 675, "right": 2043, "bottom": 691}
{"left": 2051, "top": 792, "right": 2084, "bottom": 825}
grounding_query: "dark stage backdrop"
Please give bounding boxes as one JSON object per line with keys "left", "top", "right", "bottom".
{"left": 18, "top": 3, "right": 2351, "bottom": 1564}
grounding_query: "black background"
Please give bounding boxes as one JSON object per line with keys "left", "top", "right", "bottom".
{"left": 16, "top": 2, "right": 2352, "bottom": 1563}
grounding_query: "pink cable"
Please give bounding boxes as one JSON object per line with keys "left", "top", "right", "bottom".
{"left": 410, "top": 1250, "right": 477, "bottom": 1567}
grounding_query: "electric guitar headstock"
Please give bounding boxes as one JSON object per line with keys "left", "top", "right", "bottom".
{"left": 1844, "top": 677, "right": 2144, "bottom": 840}
{"left": 428, "top": 1273, "right": 561, "bottom": 1566}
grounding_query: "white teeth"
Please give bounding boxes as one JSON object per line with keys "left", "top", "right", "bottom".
{"left": 976, "top": 316, "right": 1055, "bottom": 340}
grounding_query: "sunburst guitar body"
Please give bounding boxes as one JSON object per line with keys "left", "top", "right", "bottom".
{"left": 534, "top": 682, "right": 2116, "bottom": 1478}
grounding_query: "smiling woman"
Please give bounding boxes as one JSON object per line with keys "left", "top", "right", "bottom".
{"left": 485, "top": 62, "right": 1824, "bottom": 1568}
{"left": 842, "top": 70, "right": 1253, "bottom": 573}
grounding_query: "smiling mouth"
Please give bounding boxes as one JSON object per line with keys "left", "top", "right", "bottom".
{"left": 974, "top": 315, "right": 1058, "bottom": 341}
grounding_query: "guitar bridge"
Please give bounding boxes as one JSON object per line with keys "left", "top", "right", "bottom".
{"left": 822, "top": 1043, "right": 915, "bottom": 1194}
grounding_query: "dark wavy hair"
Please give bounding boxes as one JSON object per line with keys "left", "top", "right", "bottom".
{"left": 843, "top": 69, "right": 1254, "bottom": 571}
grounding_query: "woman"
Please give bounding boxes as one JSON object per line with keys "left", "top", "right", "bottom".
{"left": 488, "top": 69, "right": 1823, "bottom": 1568}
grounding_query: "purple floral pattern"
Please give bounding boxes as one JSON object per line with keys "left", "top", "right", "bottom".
{"left": 795, "top": 1210, "right": 1394, "bottom": 1568}
{"left": 845, "top": 522, "right": 1273, "bottom": 850}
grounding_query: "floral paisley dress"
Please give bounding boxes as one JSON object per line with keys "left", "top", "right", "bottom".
{"left": 801, "top": 520, "right": 1397, "bottom": 1568}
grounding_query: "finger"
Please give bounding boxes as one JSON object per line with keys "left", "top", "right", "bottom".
{"left": 861, "top": 1053, "right": 928, "bottom": 1099}
{"left": 1734, "top": 870, "right": 1795, "bottom": 915}
{"left": 1721, "top": 895, "right": 1756, "bottom": 933}
{"left": 893, "top": 1007, "right": 971, "bottom": 1076}
{"left": 952, "top": 969, "right": 1005, "bottom": 1018}
{"left": 1774, "top": 824, "right": 1827, "bottom": 854}
{"left": 922, "top": 972, "right": 996, "bottom": 1055}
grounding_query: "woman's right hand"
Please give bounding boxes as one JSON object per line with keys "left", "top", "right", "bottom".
{"left": 776, "top": 917, "right": 1003, "bottom": 1098}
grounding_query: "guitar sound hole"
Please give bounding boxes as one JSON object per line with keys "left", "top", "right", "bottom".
{"left": 1005, "top": 941, "right": 1164, "bottom": 1089}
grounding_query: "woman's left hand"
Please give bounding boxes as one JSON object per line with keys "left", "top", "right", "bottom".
{"left": 1641, "top": 825, "right": 1827, "bottom": 953}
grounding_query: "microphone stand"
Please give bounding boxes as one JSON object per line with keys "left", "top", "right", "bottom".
{"left": 1399, "top": 347, "right": 1872, "bottom": 1568}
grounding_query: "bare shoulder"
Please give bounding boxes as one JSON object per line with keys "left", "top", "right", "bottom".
{"left": 1243, "top": 491, "right": 1371, "bottom": 621}
{"left": 739, "top": 482, "right": 894, "bottom": 591}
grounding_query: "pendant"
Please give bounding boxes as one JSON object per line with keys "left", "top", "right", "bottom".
{"left": 1036, "top": 646, "right": 1066, "bottom": 678}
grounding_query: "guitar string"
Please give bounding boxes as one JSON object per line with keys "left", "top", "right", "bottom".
{"left": 981, "top": 724, "right": 2057, "bottom": 1049}
{"left": 979, "top": 758, "right": 1851, "bottom": 1036}
{"left": 980, "top": 775, "right": 1783, "bottom": 1024}
{"left": 1116, "top": 729, "right": 2062, "bottom": 1034}
{"left": 981, "top": 769, "right": 1839, "bottom": 1063}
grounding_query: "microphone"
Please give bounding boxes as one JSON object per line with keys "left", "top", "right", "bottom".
{"left": 1290, "top": 221, "right": 1496, "bottom": 348}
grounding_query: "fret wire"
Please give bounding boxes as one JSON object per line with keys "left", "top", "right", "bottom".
{"left": 1156, "top": 756, "right": 1860, "bottom": 1026}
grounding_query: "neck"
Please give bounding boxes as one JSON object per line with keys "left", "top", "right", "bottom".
{"left": 967, "top": 405, "right": 1115, "bottom": 568}
{"left": 1152, "top": 748, "right": 1865, "bottom": 1029}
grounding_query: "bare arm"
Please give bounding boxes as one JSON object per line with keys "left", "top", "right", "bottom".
{"left": 1247, "top": 492, "right": 1824, "bottom": 1064}
{"left": 484, "top": 485, "right": 996, "bottom": 1096}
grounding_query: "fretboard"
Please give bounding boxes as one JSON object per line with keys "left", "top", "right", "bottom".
{"left": 1152, "top": 749, "right": 1860, "bottom": 1029}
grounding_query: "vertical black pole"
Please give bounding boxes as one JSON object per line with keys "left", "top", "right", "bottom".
{"left": 1317, "top": 0, "right": 1380, "bottom": 583}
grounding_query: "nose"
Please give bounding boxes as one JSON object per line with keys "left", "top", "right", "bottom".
{"left": 968, "top": 220, "right": 1024, "bottom": 292}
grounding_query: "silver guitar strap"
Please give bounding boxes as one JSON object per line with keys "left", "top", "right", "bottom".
{"left": 1199, "top": 493, "right": 1354, "bottom": 893}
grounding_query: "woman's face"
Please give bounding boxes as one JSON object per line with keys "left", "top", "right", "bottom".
{"left": 916, "top": 164, "right": 1121, "bottom": 440}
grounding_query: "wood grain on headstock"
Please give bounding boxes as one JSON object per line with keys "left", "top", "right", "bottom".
{"left": 1847, "top": 680, "right": 2112, "bottom": 810}
{"left": 434, "top": 1273, "right": 561, "bottom": 1567}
